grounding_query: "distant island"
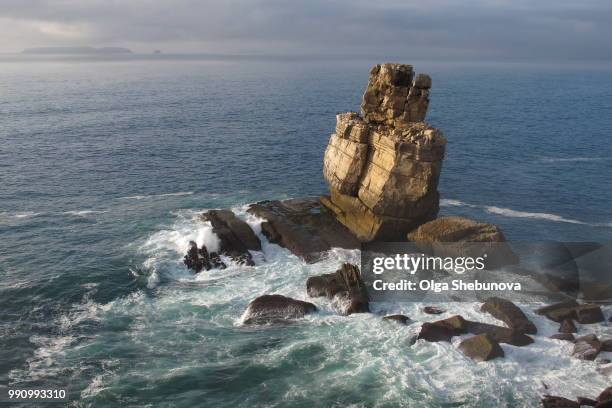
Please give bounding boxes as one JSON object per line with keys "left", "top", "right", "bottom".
{"left": 22, "top": 46, "right": 133, "bottom": 55}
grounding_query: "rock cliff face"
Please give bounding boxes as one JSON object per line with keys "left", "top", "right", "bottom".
{"left": 321, "top": 63, "right": 446, "bottom": 241}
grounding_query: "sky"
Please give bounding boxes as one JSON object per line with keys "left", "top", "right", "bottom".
{"left": 1, "top": 0, "right": 611, "bottom": 61}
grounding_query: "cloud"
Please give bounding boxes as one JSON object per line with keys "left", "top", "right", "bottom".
{"left": 1, "top": 0, "right": 611, "bottom": 60}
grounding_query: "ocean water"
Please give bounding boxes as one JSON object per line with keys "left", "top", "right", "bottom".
{"left": 1, "top": 58, "right": 611, "bottom": 407}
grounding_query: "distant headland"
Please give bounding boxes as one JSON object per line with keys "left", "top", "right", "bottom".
{"left": 21, "top": 46, "right": 133, "bottom": 55}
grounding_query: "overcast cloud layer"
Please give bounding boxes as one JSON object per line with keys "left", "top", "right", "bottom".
{"left": 1, "top": 0, "right": 611, "bottom": 61}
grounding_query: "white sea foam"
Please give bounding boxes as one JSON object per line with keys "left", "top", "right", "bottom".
{"left": 440, "top": 199, "right": 610, "bottom": 227}
{"left": 118, "top": 191, "right": 194, "bottom": 200}
{"left": 483, "top": 206, "right": 586, "bottom": 225}
{"left": 12, "top": 207, "right": 612, "bottom": 406}
{"left": 0, "top": 211, "right": 41, "bottom": 220}
{"left": 541, "top": 157, "right": 612, "bottom": 163}
{"left": 63, "top": 210, "right": 108, "bottom": 216}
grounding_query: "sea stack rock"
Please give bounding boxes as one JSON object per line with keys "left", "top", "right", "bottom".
{"left": 321, "top": 63, "right": 446, "bottom": 241}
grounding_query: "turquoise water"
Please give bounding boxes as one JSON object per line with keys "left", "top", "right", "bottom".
{"left": 1, "top": 59, "right": 611, "bottom": 407}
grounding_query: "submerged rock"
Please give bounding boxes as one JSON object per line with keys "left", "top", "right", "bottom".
{"left": 306, "top": 263, "right": 369, "bottom": 315}
{"left": 321, "top": 63, "right": 445, "bottom": 241}
{"left": 382, "top": 314, "right": 411, "bottom": 325}
{"left": 550, "top": 333, "right": 575, "bottom": 342}
{"left": 481, "top": 297, "right": 537, "bottom": 334}
{"left": 248, "top": 198, "right": 359, "bottom": 263}
{"left": 423, "top": 306, "right": 445, "bottom": 315}
{"left": 573, "top": 334, "right": 602, "bottom": 360}
{"left": 458, "top": 334, "right": 504, "bottom": 362}
{"left": 242, "top": 294, "right": 317, "bottom": 325}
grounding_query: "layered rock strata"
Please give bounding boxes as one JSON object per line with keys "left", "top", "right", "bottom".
{"left": 322, "top": 63, "right": 446, "bottom": 241}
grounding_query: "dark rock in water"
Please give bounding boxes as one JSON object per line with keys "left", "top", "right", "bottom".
{"left": 184, "top": 241, "right": 226, "bottom": 272}
{"left": 466, "top": 321, "right": 534, "bottom": 347}
{"left": 306, "top": 263, "right": 369, "bottom": 315}
{"left": 535, "top": 300, "right": 580, "bottom": 316}
{"left": 540, "top": 302, "right": 605, "bottom": 324}
{"left": 418, "top": 315, "right": 467, "bottom": 342}
{"left": 575, "top": 304, "right": 605, "bottom": 324}
{"left": 248, "top": 198, "right": 360, "bottom": 263}
{"left": 423, "top": 306, "right": 445, "bottom": 315}
{"left": 202, "top": 209, "right": 261, "bottom": 266}
{"left": 458, "top": 334, "right": 504, "bottom": 362}
{"left": 546, "top": 308, "right": 578, "bottom": 323}
{"left": 417, "top": 313, "right": 534, "bottom": 346}
{"left": 481, "top": 297, "right": 537, "bottom": 334}
{"left": 209, "top": 251, "right": 226, "bottom": 269}
{"left": 184, "top": 241, "right": 208, "bottom": 272}
{"left": 576, "top": 396, "right": 598, "bottom": 406}
{"left": 573, "top": 334, "right": 602, "bottom": 360}
{"left": 601, "top": 339, "right": 612, "bottom": 352}
{"left": 559, "top": 319, "right": 578, "bottom": 334}
{"left": 536, "top": 300, "right": 580, "bottom": 322}
{"left": 599, "top": 386, "right": 612, "bottom": 403}
{"left": 541, "top": 396, "right": 579, "bottom": 408}
{"left": 242, "top": 294, "right": 317, "bottom": 325}
{"left": 382, "top": 314, "right": 411, "bottom": 325}
{"left": 550, "top": 333, "right": 575, "bottom": 342}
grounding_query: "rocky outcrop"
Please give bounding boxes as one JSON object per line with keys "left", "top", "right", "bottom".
{"left": 465, "top": 321, "right": 534, "bottom": 347}
{"left": 248, "top": 198, "right": 359, "bottom": 263}
{"left": 458, "top": 334, "right": 505, "bottom": 362}
{"left": 417, "top": 314, "right": 533, "bottom": 346}
{"left": 306, "top": 263, "right": 369, "bottom": 315}
{"left": 183, "top": 240, "right": 226, "bottom": 272}
{"left": 407, "top": 216, "right": 519, "bottom": 268}
{"left": 418, "top": 315, "right": 467, "bottom": 342}
{"left": 242, "top": 294, "right": 317, "bottom": 325}
{"left": 535, "top": 300, "right": 604, "bottom": 324}
{"left": 201, "top": 209, "right": 261, "bottom": 266}
{"left": 321, "top": 63, "right": 446, "bottom": 241}
{"left": 481, "top": 297, "right": 537, "bottom": 334}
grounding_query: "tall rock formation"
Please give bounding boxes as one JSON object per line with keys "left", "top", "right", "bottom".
{"left": 321, "top": 63, "right": 446, "bottom": 241}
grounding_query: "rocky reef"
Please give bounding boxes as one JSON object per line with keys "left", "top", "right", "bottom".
{"left": 321, "top": 63, "right": 445, "bottom": 241}
{"left": 176, "top": 63, "right": 611, "bottom": 406}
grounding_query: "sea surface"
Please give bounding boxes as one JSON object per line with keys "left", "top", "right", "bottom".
{"left": 1, "top": 58, "right": 611, "bottom": 407}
